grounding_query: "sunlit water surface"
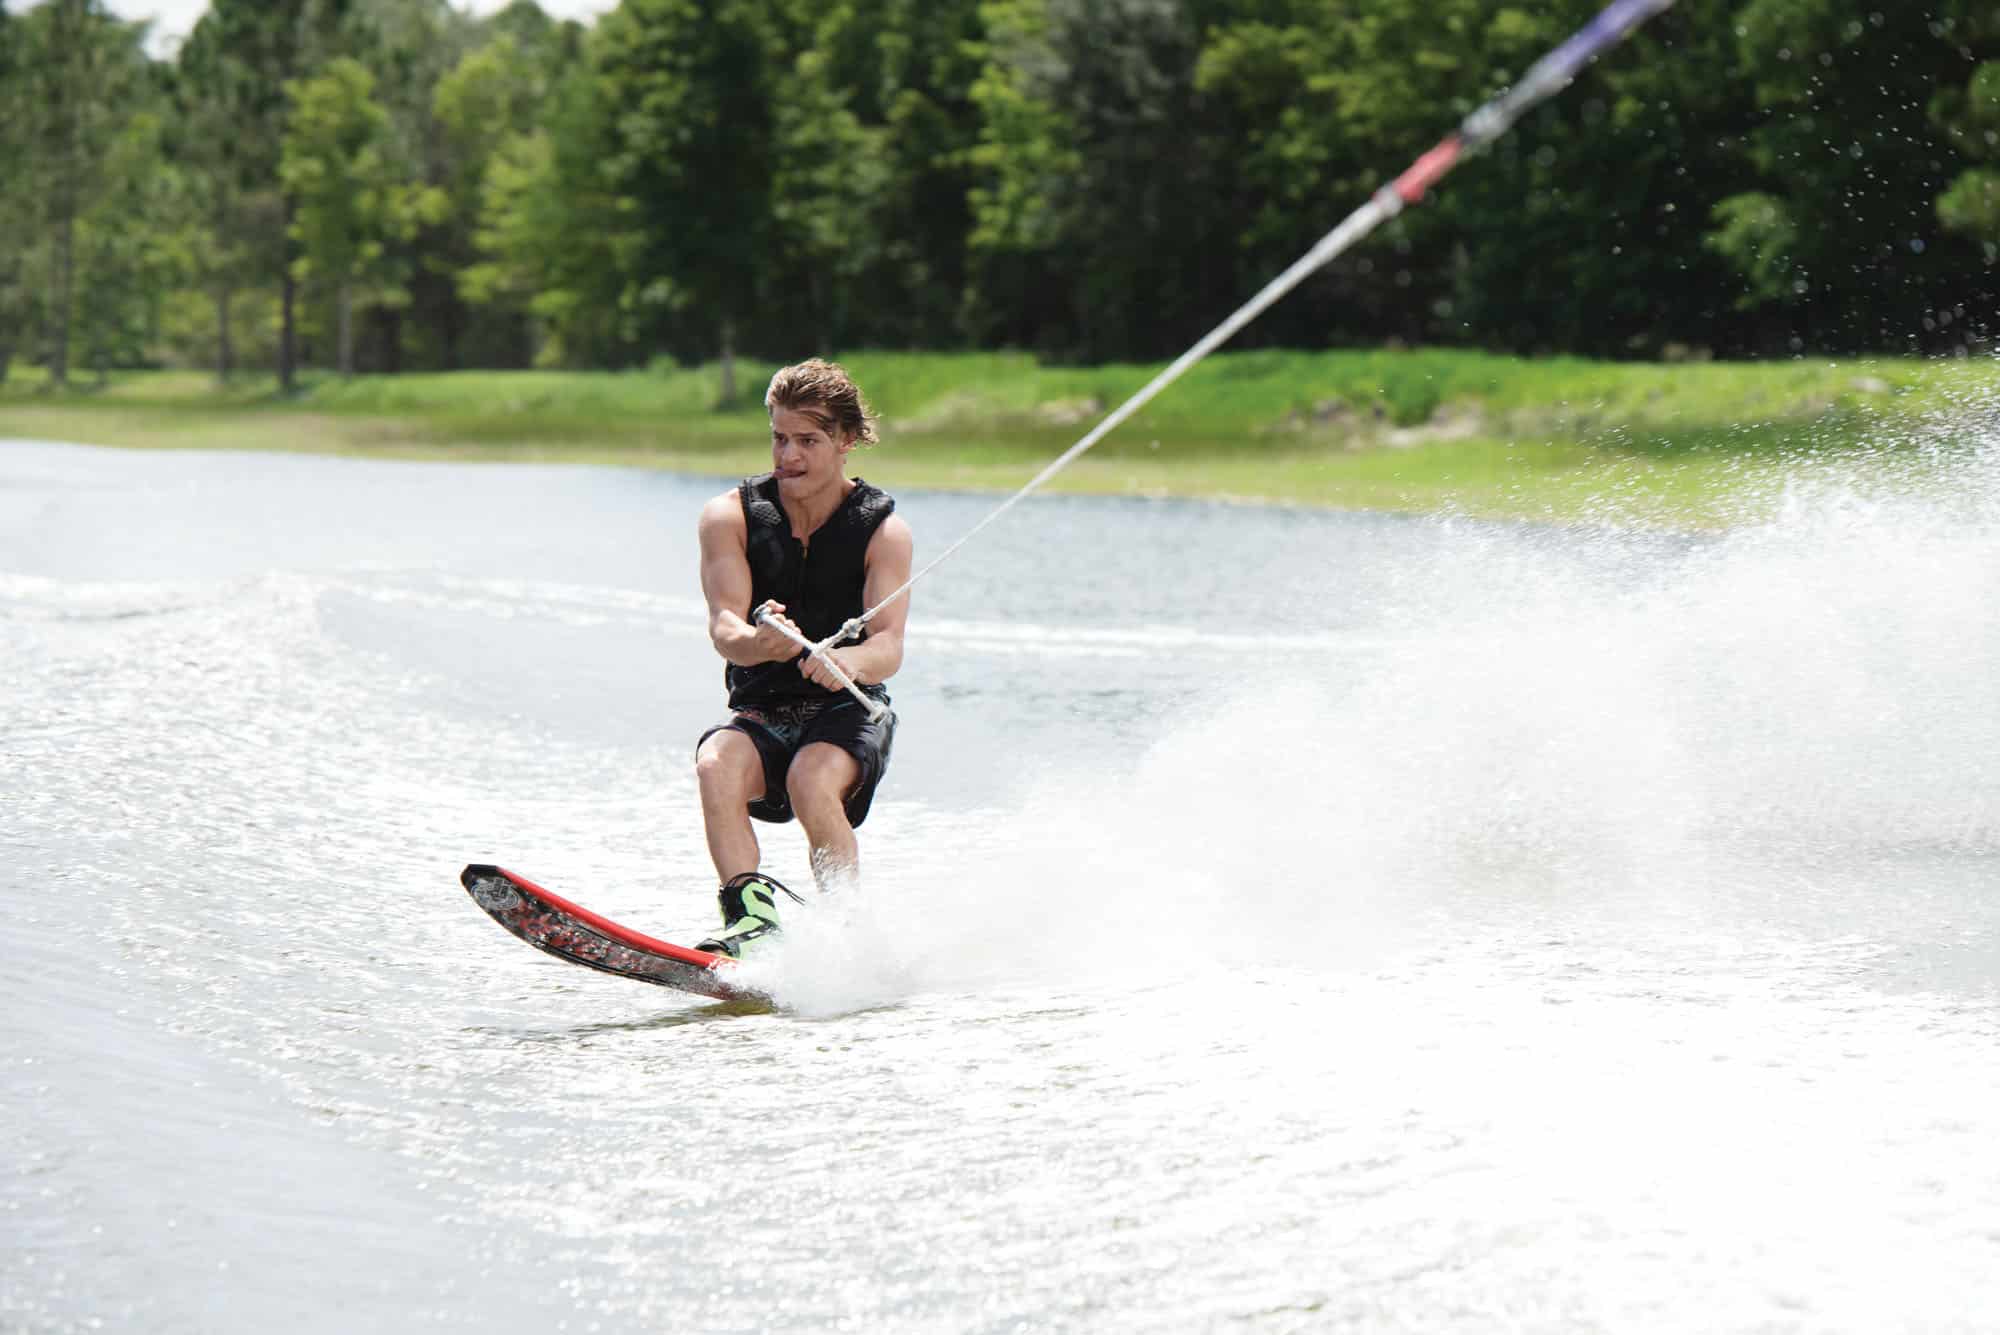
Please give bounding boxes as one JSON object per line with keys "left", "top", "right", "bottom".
{"left": 3, "top": 437, "right": 1997, "bottom": 1333}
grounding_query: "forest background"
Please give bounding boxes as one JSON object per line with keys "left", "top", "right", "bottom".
{"left": 3, "top": 0, "right": 2000, "bottom": 400}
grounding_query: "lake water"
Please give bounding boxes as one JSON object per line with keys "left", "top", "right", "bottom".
{"left": 3, "top": 437, "right": 1997, "bottom": 1333}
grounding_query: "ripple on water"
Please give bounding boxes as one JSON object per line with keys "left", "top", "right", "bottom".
{"left": 5, "top": 441, "right": 1999, "bottom": 1332}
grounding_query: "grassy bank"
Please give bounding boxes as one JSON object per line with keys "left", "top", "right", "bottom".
{"left": 3, "top": 348, "right": 1995, "bottom": 525}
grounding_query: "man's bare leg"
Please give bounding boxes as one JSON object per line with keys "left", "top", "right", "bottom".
{"left": 695, "top": 729, "right": 766, "bottom": 883}
{"left": 787, "top": 742, "right": 863, "bottom": 891}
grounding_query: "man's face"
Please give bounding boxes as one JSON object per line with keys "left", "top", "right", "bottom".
{"left": 770, "top": 406, "right": 853, "bottom": 498}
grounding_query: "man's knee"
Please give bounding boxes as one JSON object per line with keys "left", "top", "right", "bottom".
{"left": 786, "top": 745, "right": 859, "bottom": 819}
{"left": 696, "top": 730, "right": 764, "bottom": 802}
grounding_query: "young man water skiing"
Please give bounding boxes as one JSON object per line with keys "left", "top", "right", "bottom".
{"left": 693, "top": 360, "right": 913, "bottom": 958}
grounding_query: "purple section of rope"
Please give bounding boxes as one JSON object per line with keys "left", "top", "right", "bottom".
{"left": 1397, "top": 1, "right": 1675, "bottom": 206}
{"left": 1529, "top": 0, "right": 1675, "bottom": 102}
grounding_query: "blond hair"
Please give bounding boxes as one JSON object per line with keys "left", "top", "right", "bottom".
{"left": 764, "top": 359, "right": 879, "bottom": 445}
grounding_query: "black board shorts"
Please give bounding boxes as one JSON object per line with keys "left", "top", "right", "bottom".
{"left": 698, "top": 694, "right": 897, "bottom": 827}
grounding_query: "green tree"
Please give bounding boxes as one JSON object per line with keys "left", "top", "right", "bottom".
{"left": 1930, "top": 9, "right": 2000, "bottom": 270}
{"left": 1191, "top": 0, "right": 1757, "bottom": 356}
{"left": 0, "top": 4, "right": 30, "bottom": 380}
{"left": 461, "top": 61, "right": 637, "bottom": 367}
{"left": 1, "top": 0, "right": 152, "bottom": 386}
{"left": 171, "top": 16, "right": 273, "bottom": 380}
{"left": 794, "top": 0, "right": 987, "bottom": 349}
{"left": 1710, "top": 2, "right": 1994, "bottom": 352}
{"left": 434, "top": 24, "right": 582, "bottom": 365}
{"left": 967, "top": 0, "right": 1243, "bottom": 360}
{"left": 174, "top": 0, "right": 351, "bottom": 389}
{"left": 1194, "top": 0, "right": 1433, "bottom": 348}
{"left": 963, "top": 0, "right": 1087, "bottom": 352}
{"left": 466, "top": 0, "right": 984, "bottom": 368}
{"left": 280, "top": 57, "right": 444, "bottom": 376}
{"left": 1704, "top": 190, "right": 1801, "bottom": 312}
{"left": 764, "top": 40, "right": 890, "bottom": 355}
{"left": 336, "top": 0, "right": 483, "bottom": 370}
{"left": 72, "top": 103, "right": 191, "bottom": 379}
{"left": 1436, "top": 0, "right": 1757, "bottom": 355}
{"left": 41, "top": 0, "right": 1996, "bottom": 373}
{"left": 592, "top": 0, "right": 784, "bottom": 400}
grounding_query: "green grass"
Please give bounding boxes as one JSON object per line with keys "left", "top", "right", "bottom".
{"left": 5, "top": 348, "right": 1995, "bottom": 527}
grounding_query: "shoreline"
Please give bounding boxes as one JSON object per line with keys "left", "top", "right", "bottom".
{"left": 3, "top": 348, "right": 1991, "bottom": 528}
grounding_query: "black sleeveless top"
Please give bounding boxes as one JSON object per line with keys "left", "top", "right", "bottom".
{"left": 726, "top": 472, "right": 896, "bottom": 708}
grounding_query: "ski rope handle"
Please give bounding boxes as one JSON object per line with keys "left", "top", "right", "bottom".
{"left": 755, "top": 606, "right": 889, "bottom": 722}
{"left": 800, "top": 0, "right": 1677, "bottom": 660}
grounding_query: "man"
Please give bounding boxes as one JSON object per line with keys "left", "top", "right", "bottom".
{"left": 692, "top": 359, "right": 914, "bottom": 958}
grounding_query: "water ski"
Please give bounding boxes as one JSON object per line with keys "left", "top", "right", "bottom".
{"left": 461, "top": 864, "right": 759, "bottom": 1002}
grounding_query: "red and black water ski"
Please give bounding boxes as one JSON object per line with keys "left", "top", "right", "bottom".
{"left": 461, "top": 864, "right": 757, "bottom": 1001}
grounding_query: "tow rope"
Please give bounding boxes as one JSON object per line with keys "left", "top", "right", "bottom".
{"left": 792, "top": 0, "right": 1680, "bottom": 715}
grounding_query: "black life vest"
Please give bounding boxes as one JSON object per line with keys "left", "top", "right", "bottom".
{"left": 726, "top": 472, "right": 896, "bottom": 708}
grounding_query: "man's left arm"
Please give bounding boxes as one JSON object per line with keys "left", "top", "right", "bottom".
{"left": 800, "top": 515, "right": 913, "bottom": 690}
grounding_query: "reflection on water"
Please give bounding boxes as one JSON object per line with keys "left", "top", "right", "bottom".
{"left": 3, "top": 438, "right": 1998, "bottom": 1333}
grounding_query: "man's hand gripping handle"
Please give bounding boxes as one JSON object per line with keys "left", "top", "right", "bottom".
{"left": 753, "top": 607, "right": 888, "bottom": 722}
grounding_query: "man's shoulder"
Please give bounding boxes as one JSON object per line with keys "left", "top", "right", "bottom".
{"left": 866, "top": 511, "right": 914, "bottom": 560}
{"left": 699, "top": 488, "right": 748, "bottom": 537}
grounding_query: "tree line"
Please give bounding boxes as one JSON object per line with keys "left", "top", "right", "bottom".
{"left": 3, "top": 0, "right": 1999, "bottom": 393}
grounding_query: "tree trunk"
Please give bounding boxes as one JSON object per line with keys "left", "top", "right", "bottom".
{"left": 45, "top": 0, "right": 84, "bottom": 390}
{"left": 51, "top": 208, "right": 73, "bottom": 388}
{"left": 337, "top": 283, "right": 354, "bottom": 378}
{"left": 214, "top": 284, "right": 234, "bottom": 383}
{"left": 279, "top": 200, "right": 297, "bottom": 393}
{"left": 717, "top": 317, "right": 737, "bottom": 408}
{"left": 280, "top": 273, "right": 298, "bottom": 391}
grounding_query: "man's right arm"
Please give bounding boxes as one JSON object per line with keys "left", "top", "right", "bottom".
{"left": 699, "top": 493, "right": 797, "bottom": 667}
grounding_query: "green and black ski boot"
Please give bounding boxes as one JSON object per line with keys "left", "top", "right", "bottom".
{"left": 696, "top": 871, "right": 802, "bottom": 959}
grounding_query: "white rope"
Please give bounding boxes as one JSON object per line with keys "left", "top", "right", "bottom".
{"left": 755, "top": 607, "right": 888, "bottom": 721}
{"left": 811, "top": 200, "right": 1391, "bottom": 659}
{"left": 799, "top": 0, "right": 1680, "bottom": 659}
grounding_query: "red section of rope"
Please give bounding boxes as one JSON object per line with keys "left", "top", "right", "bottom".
{"left": 1393, "top": 136, "right": 1464, "bottom": 205}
